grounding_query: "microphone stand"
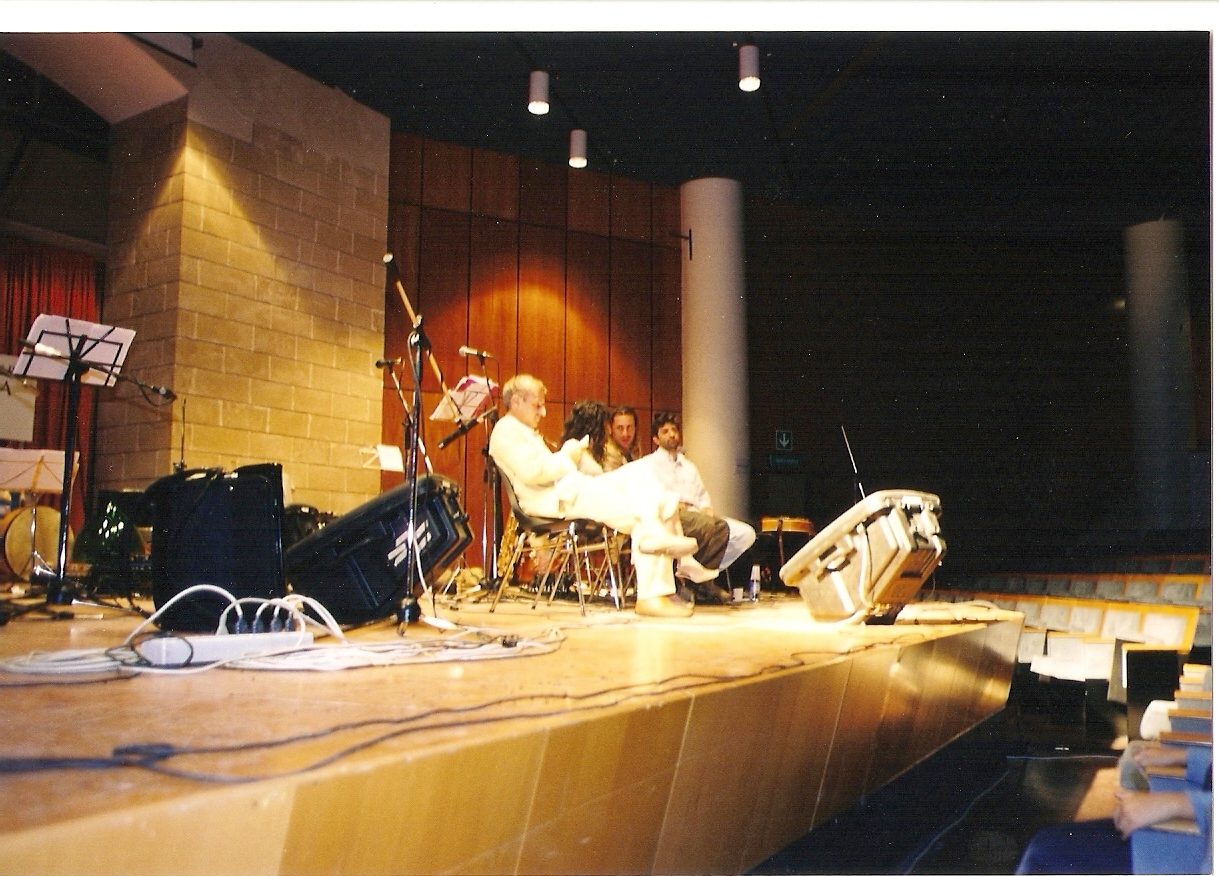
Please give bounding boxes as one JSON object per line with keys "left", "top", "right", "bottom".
{"left": 396, "top": 316, "right": 428, "bottom": 625}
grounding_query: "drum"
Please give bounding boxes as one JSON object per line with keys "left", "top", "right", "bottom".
{"left": 282, "top": 504, "right": 335, "bottom": 550}
{"left": 757, "top": 516, "right": 814, "bottom": 590}
{"left": 0, "top": 505, "right": 69, "bottom": 581}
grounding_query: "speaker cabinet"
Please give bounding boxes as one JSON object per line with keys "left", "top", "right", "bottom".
{"left": 284, "top": 474, "right": 471, "bottom": 625}
{"left": 145, "top": 464, "right": 285, "bottom": 631}
{"left": 780, "top": 490, "right": 945, "bottom": 624}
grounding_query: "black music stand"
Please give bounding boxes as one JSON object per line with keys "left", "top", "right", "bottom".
{"left": 14, "top": 315, "right": 134, "bottom": 604}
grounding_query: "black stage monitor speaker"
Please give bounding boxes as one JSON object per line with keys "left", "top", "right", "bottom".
{"left": 145, "top": 464, "right": 286, "bottom": 631}
{"left": 283, "top": 474, "right": 472, "bottom": 625}
{"left": 779, "top": 490, "right": 945, "bottom": 624}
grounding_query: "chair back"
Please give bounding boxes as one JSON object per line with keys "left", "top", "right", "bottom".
{"left": 490, "top": 457, "right": 564, "bottom": 531}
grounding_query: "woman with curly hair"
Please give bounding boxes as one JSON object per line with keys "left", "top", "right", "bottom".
{"left": 560, "top": 399, "right": 611, "bottom": 474}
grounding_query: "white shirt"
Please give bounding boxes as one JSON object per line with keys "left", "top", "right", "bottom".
{"left": 646, "top": 447, "right": 711, "bottom": 512}
{"left": 489, "top": 413, "right": 583, "bottom": 519}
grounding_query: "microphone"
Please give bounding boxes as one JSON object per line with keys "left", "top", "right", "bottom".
{"left": 458, "top": 345, "right": 494, "bottom": 359}
{"left": 376, "top": 357, "right": 402, "bottom": 368}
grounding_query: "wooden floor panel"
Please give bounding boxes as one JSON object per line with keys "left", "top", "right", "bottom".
{"left": 0, "top": 593, "right": 1022, "bottom": 875}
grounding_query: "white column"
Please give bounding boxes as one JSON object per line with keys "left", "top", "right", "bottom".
{"left": 679, "top": 177, "right": 749, "bottom": 520}
{"left": 1123, "top": 218, "right": 1196, "bottom": 530}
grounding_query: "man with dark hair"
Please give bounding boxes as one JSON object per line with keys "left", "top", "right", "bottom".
{"left": 602, "top": 405, "right": 638, "bottom": 472}
{"left": 646, "top": 411, "right": 757, "bottom": 603}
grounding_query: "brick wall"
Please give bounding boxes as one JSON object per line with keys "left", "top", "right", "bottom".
{"left": 96, "top": 36, "right": 391, "bottom": 516}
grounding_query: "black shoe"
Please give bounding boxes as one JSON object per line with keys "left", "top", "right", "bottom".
{"left": 694, "top": 580, "right": 732, "bottom": 605}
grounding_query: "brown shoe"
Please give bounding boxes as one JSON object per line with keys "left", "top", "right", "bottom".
{"left": 635, "top": 594, "right": 695, "bottom": 618}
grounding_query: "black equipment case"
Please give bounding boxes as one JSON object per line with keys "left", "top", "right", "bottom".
{"left": 145, "top": 464, "right": 285, "bottom": 632}
{"left": 283, "top": 474, "right": 471, "bottom": 624}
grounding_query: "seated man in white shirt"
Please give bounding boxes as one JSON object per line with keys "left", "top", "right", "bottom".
{"left": 489, "top": 374, "right": 699, "bottom": 618}
{"left": 645, "top": 412, "right": 757, "bottom": 603}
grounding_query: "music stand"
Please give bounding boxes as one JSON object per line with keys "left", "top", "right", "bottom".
{"left": 14, "top": 315, "right": 134, "bottom": 603}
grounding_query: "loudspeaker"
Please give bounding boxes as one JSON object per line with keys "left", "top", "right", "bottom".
{"left": 145, "top": 464, "right": 285, "bottom": 631}
{"left": 284, "top": 474, "right": 472, "bottom": 625}
{"left": 779, "top": 490, "right": 945, "bottom": 624}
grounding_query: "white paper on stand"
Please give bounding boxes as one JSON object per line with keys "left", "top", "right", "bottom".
{"left": 429, "top": 375, "right": 497, "bottom": 422}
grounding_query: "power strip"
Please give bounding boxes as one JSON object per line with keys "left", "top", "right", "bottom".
{"left": 137, "top": 631, "right": 314, "bottom": 666}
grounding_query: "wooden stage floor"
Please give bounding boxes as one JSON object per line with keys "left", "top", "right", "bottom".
{"left": 0, "top": 589, "right": 1021, "bottom": 875}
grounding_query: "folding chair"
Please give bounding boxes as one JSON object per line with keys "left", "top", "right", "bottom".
{"left": 490, "top": 461, "right": 622, "bottom": 614}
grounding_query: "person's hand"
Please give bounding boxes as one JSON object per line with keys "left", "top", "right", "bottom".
{"left": 561, "top": 436, "right": 588, "bottom": 463}
{"left": 1131, "top": 743, "right": 1190, "bottom": 770}
{"left": 1112, "top": 789, "right": 1194, "bottom": 839}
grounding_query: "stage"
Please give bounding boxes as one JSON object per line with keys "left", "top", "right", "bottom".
{"left": 0, "top": 590, "right": 1021, "bottom": 875}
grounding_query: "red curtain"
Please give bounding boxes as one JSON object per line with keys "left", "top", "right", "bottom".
{"left": 0, "top": 238, "right": 101, "bottom": 531}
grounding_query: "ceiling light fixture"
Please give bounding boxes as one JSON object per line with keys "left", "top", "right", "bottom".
{"left": 528, "top": 70, "right": 550, "bottom": 115}
{"left": 569, "top": 129, "right": 587, "bottom": 168}
{"left": 738, "top": 44, "right": 760, "bottom": 92}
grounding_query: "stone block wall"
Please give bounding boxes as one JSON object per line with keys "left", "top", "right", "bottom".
{"left": 96, "top": 35, "right": 390, "bottom": 515}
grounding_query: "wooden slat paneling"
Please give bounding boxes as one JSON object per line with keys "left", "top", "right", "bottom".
{"left": 651, "top": 244, "right": 682, "bottom": 412}
{"left": 418, "top": 208, "right": 470, "bottom": 481}
{"left": 652, "top": 184, "right": 680, "bottom": 247}
{"left": 568, "top": 167, "right": 610, "bottom": 236}
{"left": 422, "top": 140, "right": 471, "bottom": 213}
{"left": 608, "top": 239, "right": 652, "bottom": 409}
{"left": 388, "top": 133, "right": 423, "bottom": 205}
{"left": 610, "top": 175, "right": 652, "bottom": 243}
{"left": 518, "top": 223, "right": 567, "bottom": 403}
{"left": 469, "top": 215, "right": 519, "bottom": 372}
{"left": 565, "top": 231, "right": 610, "bottom": 404}
{"left": 520, "top": 158, "right": 566, "bottom": 229}
{"left": 472, "top": 148, "right": 519, "bottom": 221}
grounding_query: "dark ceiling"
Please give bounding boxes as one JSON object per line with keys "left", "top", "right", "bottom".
{"left": 238, "top": 31, "right": 1211, "bottom": 240}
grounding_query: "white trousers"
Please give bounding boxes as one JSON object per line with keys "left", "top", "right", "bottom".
{"left": 558, "top": 461, "right": 680, "bottom": 600}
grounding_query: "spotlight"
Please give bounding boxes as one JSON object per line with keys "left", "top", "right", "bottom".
{"left": 569, "top": 129, "right": 587, "bottom": 168}
{"left": 739, "top": 44, "right": 760, "bottom": 92}
{"left": 528, "top": 70, "right": 550, "bottom": 115}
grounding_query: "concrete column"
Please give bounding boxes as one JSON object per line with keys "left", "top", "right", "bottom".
{"left": 1123, "top": 218, "right": 1196, "bottom": 530}
{"left": 679, "top": 177, "right": 749, "bottom": 520}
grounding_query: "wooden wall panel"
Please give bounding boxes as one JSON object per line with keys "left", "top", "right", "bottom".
{"left": 518, "top": 223, "right": 567, "bottom": 403}
{"left": 610, "top": 176, "right": 652, "bottom": 243}
{"left": 388, "top": 133, "right": 423, "bottom": 205}
{"left": 385, "top": 202, "right": 420, "bottom": 360}
{"left": 422, "top": 140, "right": 471, "bottom": 213}
{"left": 652, "top": 185, "right": 681, "bottom": 247}
{"left": 608, "top": 239, "right": 653, "bottom": 409}
{"left": 469, "top": 215, "right": 519, "bottom": 371}
{"left": 384, "top": 136, "right": 682, "bottom": 564}
{"left": 565, "top": 231, "right": 610, "bottom": 404}
{"left": 651, "top": 245, "right": 682, "bottom": 412}
{"left": 568, "top": 168, "right": 610, "bottom": 236}
{"left": 418, "top": 208, "right": 470, "bottom": 481}
{"left": 472, "top": 148, "right": 519, "bottom": 220}
{"left": 520, "top": 159, "right": 566, "bottom": 228}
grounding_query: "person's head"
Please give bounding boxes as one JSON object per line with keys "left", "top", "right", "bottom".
{"left": 651, "top": 411, "right": 682, "bottom": 454}
{"left": 610, "top": 406, "right": 637, "bottom": 454}
{"left": 561, "top": 400, "right": 611, "bottom": 464}
{"left": 503, "top": 374, "right": 547, "bottom": 429}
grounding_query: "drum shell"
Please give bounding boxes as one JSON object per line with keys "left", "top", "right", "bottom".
{"left": 755, "top": 516, "right": 814, "bottom": 590}
{"left": 0, "top": 505, "right": 66, "bottom": 581}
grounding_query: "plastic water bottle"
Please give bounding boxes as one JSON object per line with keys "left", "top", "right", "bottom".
{"left": 749, "top": 564, "right": 760, "bottom": 602}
